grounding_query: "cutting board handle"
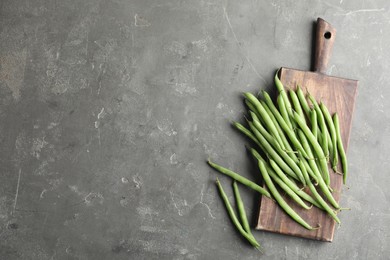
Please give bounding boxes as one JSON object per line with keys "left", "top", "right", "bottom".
{"left": 314, "top": 18, "right": 336, "bottom": 74}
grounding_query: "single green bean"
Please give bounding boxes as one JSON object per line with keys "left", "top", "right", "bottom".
{"left": 261, "top": 91, "right": 308, "bottom": 158}
{"left": 216, "top": 179, "right": 261, "bottom": 248}
{"left": 257, "top": 160, "right": 315, "bottom": 230}
{"left": 244, "top": 92, "right": 284, "bottom": 147}
{"left": 333, "top": 114, "right": 348, "bottom": 184}
{"left": 310, "top": 109, "right": 318, "bottom": 140}
{"left": 289, "top": 89, "right": 305, "bottom": 121}
{"left": 233, "top": 181, "right": 250, "bottom": 233}
{"left": 277, "top": 94, "right": 293, "bottom": 130}
{"left": 274, "top": 71, "right": 293, "bottom": 117}
{"left": 232, "top": 121, "right": 261, "bottom": 147}
{"left": 308, "top": 95, "right": 329, "bottom": 164}
{"left": 248, "top": 122, "right": 299, "bottom": 181}
{"left": 320, "top": 102, "right": 338, "bottom": 169}
{"left": 296, "top": 85, "right": 311, "bottom": 119}
{"left": 298, "top": 159, "right": 341, "bottom": 223}
{"left": 208, "top": 160, "right": 271, "bottom": 198}
{"left": 296, "top": 129, "right": 340, "bottom": 209}
{"left": 250, "top": 116, "right": 306, "bottom": 185}
{"left": 292, "top": 111, "right": 331, "bottom": 187}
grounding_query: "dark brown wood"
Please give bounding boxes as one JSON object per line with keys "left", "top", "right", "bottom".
{"left": 255, "top": 18, "right": 358, "bottom": 242}
{"left": 314, "top": 18, "right": 336, "bottom": 74}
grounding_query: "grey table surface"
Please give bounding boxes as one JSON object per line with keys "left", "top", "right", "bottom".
{"left": 0, "top": 0, "right": 389, "bottom": 259}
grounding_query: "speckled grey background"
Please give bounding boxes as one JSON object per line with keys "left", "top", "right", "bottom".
{"left": 0, "top": 0, "right": 389, "bottom": 259}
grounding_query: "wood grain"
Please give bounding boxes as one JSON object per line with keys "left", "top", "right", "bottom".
{"left": 256, "top": 68, "right": 358, "bottom": 241}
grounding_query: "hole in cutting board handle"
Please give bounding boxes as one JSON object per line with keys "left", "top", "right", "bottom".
{"left": 324, "top": 31, "right": 331, "bottom": 39}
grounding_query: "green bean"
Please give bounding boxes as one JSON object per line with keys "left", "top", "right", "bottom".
{"left": 250, "top": 116, "right": 306, "bottom": 185}
{"left": 333, "top": 114, "right": 348, "bottom": 184}
{"left": 260, "top": 99, "right": 291, "bottom": 156}
{"left": 268, "top": 158, "right": 322, "bottom": 209}
{"left": 310, "top": 110, "right": 318, "bottom": 140}
{"left": 325, "top": 124, "right": 334, "bottom": 154}
{"left": 208, "top": 160, "right": 271, "bottom": 198}
{"left": 234, "top": 120, "right": 304, "bottom": 184}
{"left": 248, "top": 121, "right": 299, "bottom": 181}
{"left": 249, "top": 147, "right": 321, "bottom": 208}
{"left": 301, "top": 157, "right": 319, "bottom": 185}
{"left": 232, "top": 121, "right": 261, "bottom": 147}
{"left": 247, "top": 147, "right": 309, "bottom": 208}
{"left": 269, "top": 165, "right": 311, "bottom": 209}
{"left": 261, "top": 100, "right": 316, "bottom": 185}
{"left": 245, "top": 100, "right": 262, "bottom": 124}
{"left": 308, "top": 95, "right": 329, "bottom": 163}
{"left": 216, "top": 179, "right": 261, "bottom": 248}
{"left": 277, "top": 94, "right": 293, "bottom": 130}
{"left": 233, "top": 181, "right": 251, "bottom": 233}
{"left": 244, "top": 92, "right": 284, "bottom": 147}
{"left": 320, "top": 102, "right": 338, "bottom": 169}
{"left": 261, "top": 91, "right": 308, "bottom": 158}
{"left": 289, "top": 89, "right": 305, "bottom": 121}
{"left": 296, "top": 129, "right": 340, "bottom": 209}
{"left": 249, "top": 111, "right": 275, "bottom": 145}
{"left": 257, "top": 160, "right": 315, "bottom": 230}
{"left": 274, "top": 71, "right": 293, "bottom": 116}
{"left": 296, "top": 85, "right": 311, "bottom": 119}
{"left": 298, "top": 159, "right": 341, "bottom": 223}
{"left": 292, "top": 110, "right": 331, "bottom": 186}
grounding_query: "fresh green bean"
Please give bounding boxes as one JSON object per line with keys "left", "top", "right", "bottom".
{"left": 268, "top": 158, "right": 322, "bottom": 209}
{"left": 289, "top": 89, "right": 305, "bottom": 121}
{"left": 320, "top": 102, "right": 338, "bottom": 169}
{"left": 249, "top": 147, "right": 321, "bottom": 208}
{"left": 260, "top": 99, "right": 291, "bottom": 157}
{"left": 308, "top": 95, "right": 329, "bottom": 163}
{"left": 244, "top": 92, "right": 284, "bottom": 147}
{"left": 208, "top": 160, "right": 271, "bottom": 198}
{"left": 333, "top": 114, "right": 348, "bottom": 184}
{"left": 232, "top": 121, "right": 261, "bottom": 147}
{"left": 249, "top": 111, "right": 275, "bottom": 144}
{"left": 261, "top": 91, "right": 308, "bottom": 158}
{"left": 292, "top": 110, "right": 331, "bottom": 186}
{"left": 296, "top": 129, "right": 340, "bottom": 209}
{"left": 310, "top": 110, "right": 318, "bottom": 140}
{"left": 298, "top": 159, "right": 341, "bottom": 223}
{"left": 257, "top": 160, "right": 315, "bottom": 230}
{"left": 245, "top": 100, "right": 262, "bottom": 124}
{"left": 216, "top": 179, "right": 260, "bottom": 248}
{"left": 261, "top": 99, "right": 316, "bottom": 185}
{"left": 268, "top": 165, "right": 311, "bottom": 209}
{"left": 296, "top": 85, "right": 311, "bottom": 119}
{"left": 248, "top": 122, "right": 299, "bottom": 181}
{"left": 274, "top": 71, "right": 293, "bottom": 116}
{"left": 247, "top": 147, "right": 308, "bottom": 208}
{"left": 250, "top": 116, "right": 306, "bottom": 185}
{"left": 233, "top": 181, "right": 250, "bottom": 233}
{"left": 277, "top": 94, "right": 293, "bottom": 130}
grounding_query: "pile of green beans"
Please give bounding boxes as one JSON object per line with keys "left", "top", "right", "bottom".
{"left": 208, "top": 71, "right": 349, "bottom": 248}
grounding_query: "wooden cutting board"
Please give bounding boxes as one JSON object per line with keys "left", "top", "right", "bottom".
{"left": 256, "top": 18, "right": 358, "bottom": 241}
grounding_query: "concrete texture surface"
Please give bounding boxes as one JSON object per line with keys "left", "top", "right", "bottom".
{"left": 0, "top": 0, "right": 389, "bottom": 259}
